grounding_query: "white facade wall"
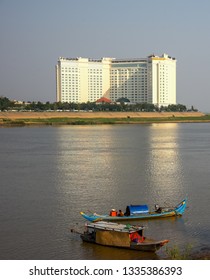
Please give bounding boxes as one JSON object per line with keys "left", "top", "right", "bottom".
{"left": 56, "top": 58, "right": 81, "bottom": 103}
{"left": 148, "top": 54, "right": 176, "bottom": 107}
{"left": 87, "top": 58, "right": 112, "bottom": 102}
{"left": 110, "top": 61, "right": 148, "bottom": 103}
{"left": 56, "top": 57, "right": 111, "bottom": 103}
{"left": 56, "top": 54, "right": 176, "bottom": 107}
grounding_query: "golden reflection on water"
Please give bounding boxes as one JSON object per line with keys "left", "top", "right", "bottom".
{"left": 54, "top": 126, "right": 120, "bottom": 212}
{"left": 147, "top": 123, "right": 184, "bottom": 201}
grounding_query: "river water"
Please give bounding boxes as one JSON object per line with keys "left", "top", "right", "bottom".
{"left": 0, "top": 123, "right": 210, "bottom": 259}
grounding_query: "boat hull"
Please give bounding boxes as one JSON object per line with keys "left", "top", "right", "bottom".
{"left": 81, "top": 234, "right": 168, "bottom": 252}
{"left": 80, "top": 199, "right": 187, "bottom": 222}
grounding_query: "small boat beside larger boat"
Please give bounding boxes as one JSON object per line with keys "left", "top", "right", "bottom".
{"left": 80, "top": 198, "right": 187, "bottom": 222}
{"left": 76, "top": 221, "right": 169, "bottom": 252}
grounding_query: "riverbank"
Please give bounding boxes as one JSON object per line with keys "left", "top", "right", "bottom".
{"left": 0, "top": 111, "right": 209, "bottom": 126}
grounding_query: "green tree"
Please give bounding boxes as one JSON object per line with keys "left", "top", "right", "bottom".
{"left": 0, "top": 96, "right": 14, "bottom": 111}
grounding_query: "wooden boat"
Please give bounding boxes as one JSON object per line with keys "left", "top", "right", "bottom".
{"left": 80, "top": 198, "right": 187, "bottom": 222}
{"left": 78, "top": 221, "right": 169, "bottom": 252}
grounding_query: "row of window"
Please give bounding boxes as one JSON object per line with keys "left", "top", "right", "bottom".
{"left": 88, "top": 70, "right": 103, "bottom": 73}
{"left": 111, "top": 80, "right": 147, "bottom": 84}
{"left": 61, "top": 68, "right": 78, "bottom": 70}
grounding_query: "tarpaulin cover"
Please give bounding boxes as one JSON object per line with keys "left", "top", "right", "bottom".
{"left": 128, "top": 205, "right": 149, "bottom": 215}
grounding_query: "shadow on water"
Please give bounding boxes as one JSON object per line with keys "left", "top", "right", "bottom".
{"left": 79, "top": 242, "right": 160, "bottom": 260}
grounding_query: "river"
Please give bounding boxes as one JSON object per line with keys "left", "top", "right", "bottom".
{"left": 0, "top": 123, "right": 210, "bottom": 259}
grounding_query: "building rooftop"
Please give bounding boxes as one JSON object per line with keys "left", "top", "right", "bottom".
{"left": 58, "top": 54, "right": 176, "bottom": 63}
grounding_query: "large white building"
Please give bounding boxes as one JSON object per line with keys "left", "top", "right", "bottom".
{"left": 56, "top": 54, "right": 176, "bottom": 107}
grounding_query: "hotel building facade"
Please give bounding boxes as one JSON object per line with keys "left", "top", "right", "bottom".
{"left": 56, "top": 54, "right": 176, "bottom": 107}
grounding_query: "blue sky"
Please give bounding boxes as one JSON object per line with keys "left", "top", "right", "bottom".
{"left": 0, "top": 0, "right": 210, "bottom": 111}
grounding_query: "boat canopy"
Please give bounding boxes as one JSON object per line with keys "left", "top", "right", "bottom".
{"left": 86, "top": 221, "right": 145, "bottom": 232}
{"left": 127, "top": 205, "right": 149, "bottom": 215}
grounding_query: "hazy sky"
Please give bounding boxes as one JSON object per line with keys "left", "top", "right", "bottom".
{"left": 0, "top": 0, "right": 210, "bottom": 111}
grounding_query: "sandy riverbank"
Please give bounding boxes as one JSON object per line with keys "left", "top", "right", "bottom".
{"left": 0, "top": 111, "right": 205, "bottom": 120}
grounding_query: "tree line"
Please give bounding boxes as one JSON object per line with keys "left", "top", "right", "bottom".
{"left": 0, "top": 96, "right": 197, "bottom": 112}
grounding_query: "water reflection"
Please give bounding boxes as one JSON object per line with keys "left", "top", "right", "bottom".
{"left": 146, "top": 124, "right": 185, "bottom": 203}
{"left": 53, "top": 126, "right": 121, "bottom": 216}
{"left": 53, "top": 124, "right": 186, "bottom": 215}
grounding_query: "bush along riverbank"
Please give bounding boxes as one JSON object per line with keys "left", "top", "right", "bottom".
{"left": 164, "top": 244, "right": 210, "bottom": 260}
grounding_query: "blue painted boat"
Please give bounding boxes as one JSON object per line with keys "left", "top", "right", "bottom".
{"left": 80, "top": 198, "right": 187, "bottom": 222}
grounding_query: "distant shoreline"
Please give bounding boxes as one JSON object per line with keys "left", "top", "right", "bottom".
{"left": 1, "top": 111, "right": 210, "bottom": 126}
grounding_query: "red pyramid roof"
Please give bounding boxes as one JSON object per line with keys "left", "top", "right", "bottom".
{"left": 96, "top": 97, "right": 111, "bottom": 103}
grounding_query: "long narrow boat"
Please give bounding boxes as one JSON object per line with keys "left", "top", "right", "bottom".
{"left": 80, "top": 198, "right": 187, "bottom": 222}
{"left": 78, "top": 221, "right": 169, "bottom": 252}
